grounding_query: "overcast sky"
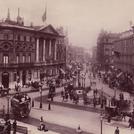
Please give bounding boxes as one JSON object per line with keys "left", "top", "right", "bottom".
{"left": 0, "top": 0, "right": 134, "bottom": 49}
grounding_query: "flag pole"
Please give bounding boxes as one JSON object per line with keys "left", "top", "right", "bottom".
{"left": 42, "top": 0, "right": 47, "bottom": 25}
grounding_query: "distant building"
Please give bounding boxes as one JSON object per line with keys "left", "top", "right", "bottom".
{"left": 0, "top": 9, "right": 66, "bottom": 88}
{"left": 113, "top": 29, "right": 134, "bottom": 73}
{"left": 97, "top": 31, "right": 119, "bottom": 70}
{"left": 66, "top": 45, "right": 87, "bottom": 64}
{"left": 91, "top": 46, "right": 97, "bottom": 64}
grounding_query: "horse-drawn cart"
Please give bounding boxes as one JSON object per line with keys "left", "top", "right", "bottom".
{"left": 104, "top": 106, "right": 122, "bottom": 121}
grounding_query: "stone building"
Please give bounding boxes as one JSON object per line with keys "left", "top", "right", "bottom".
{"left": 0, "top": 10, "right": 66, "bottom": 88}
{"left": 113, "top": 29, "right": 134, "bottom": 73}
{"left": 97, "top": 31, "right": 118, "bottom": 70}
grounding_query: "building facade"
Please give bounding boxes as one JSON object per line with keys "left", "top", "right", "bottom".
{"left": 97, "top": 31, "right": 118, "bottom": 70}
{"left": 113, "top": 29, "right": 134, "bottom": 73}
{"left": 0, "top": 12, "right": 66, "bottom": 88}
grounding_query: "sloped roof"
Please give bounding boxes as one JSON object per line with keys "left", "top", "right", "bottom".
{"left": 37, "top": 24, "right": 59, "bottom": 35}
{"left": 0, "top": 21, "right": 64, "bottom": 37}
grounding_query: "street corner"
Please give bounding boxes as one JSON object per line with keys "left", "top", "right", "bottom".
{"left": 103, "top": 119, "right": 128, "bottom": 129}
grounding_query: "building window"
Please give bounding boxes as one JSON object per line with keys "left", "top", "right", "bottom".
{"left": 26, "top": 36, "right": 30, "bottom": 42}
{"left": 20, "top": 35, "right": 24, "bottom": 41}
{"left": 22, "top": 55, "right": 26, "bottom": 63}
{"left": 24, "top": 36, "right": 26, "bottom": 41}
{"left": 32, "top": 37, "right": 35, "bottom": 42}
{"left": 33, "top": 70, "right": 38, "bottom": 78}
{"left": 28, "top": 54, "right": 31, "bottom": 63}
{"left": 17, "top": 35, "right": 20, "bottom": 40}
{"left": 16, "top": 55, "right": 19, "bottom": 63}
{"left": 3, "top": 54, "right": 9, "bottom": 64}
{"left": 30, "top": 37, "right": 32, "bottom": 42}
{"left": 4, "top": 34, "right": 8, "bottom": 40}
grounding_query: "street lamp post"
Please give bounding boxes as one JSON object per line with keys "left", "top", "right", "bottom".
{"left": 6, "top": 95, "right": 10, "bottom": 119}
{"left": 100, "top": 114, "right": 103, "bottom": 134}
{"left": 39, "top": 85, "right": 42, "bottom": 108}
{"left": 84, "top": 76, "right": 85, "bottom": 88}
{"left": 114, "top": 87, "right": 116, "bottom": 98}
{"left": 78, "top": 69, "right": 80, "bottom": 87}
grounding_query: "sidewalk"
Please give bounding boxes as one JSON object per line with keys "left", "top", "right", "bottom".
{"left": 8, "top": 84, "right": 49, "bottom": 95}
{"left": 17, "top": 121, "right": 59, "bottom": 134}
{"left": 0, "top": 118, "right": 59, "bottom": 134}
{"left": 30, "top": 99, "right": 134, "bottom": 134}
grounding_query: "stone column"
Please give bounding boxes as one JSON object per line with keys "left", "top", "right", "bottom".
{"left": 54, "top": 41, "right": 57, "bottom": 60}
{"left": 43, "top": 39, "right": 46, "bottom": 61}
{"left": 36, "top": 38, "right": 39, "bottom": 62}
{"left": 49, "top": 40, "right": 52, "bottom": 56}
{"left": 0, "top": 72, "right": 2, "bottom": 85}
{"left": 20, "top": 70, "right": 22, "bottom": 86}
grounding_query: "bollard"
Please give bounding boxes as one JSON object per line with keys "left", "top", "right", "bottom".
{"left": 3, "top": 105, "right": 5, "bottom": 117}
{"left": 48, "top": 102, "right": 51, "bottom": 110}
{"left": 108, "top": 115, "right": 111, "bottom": 123}
{"left": 32, "top": 99, "right": 34, "bottom": 107}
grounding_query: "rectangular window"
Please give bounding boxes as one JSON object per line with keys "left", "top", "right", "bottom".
{"left": 16, "top": 55, "right": 19, "bottom": 63}
{"left": 30, "top": 37, "right": 32, "bottom": 42}
{"left": 26, "top": 36, "right": 30, "bottom": 42}
{"left": 24, "top": 36, "right": 26, "bottom": 41}
{"left": 4, "top": 34, "right": 8, "bottom": 40}
{"left": 34, "top": 70, "right": 38, "bottom": 78}
{"left": 8, "top": 34, "right": 13, "bottom": 40}
{"left": 28, "top": 54, "right": 31, "bottom": 63}
{"left": 22, "top": 55, "right": 26, "bottom": 63}
{"left": 17, "top": 35, "right": 20, "bottom": 41}
{"left": 32, "top": 37, "right": 35, "bottom": 42}
{"left": 3, "top": 55, "right": 9, "bottom": 64}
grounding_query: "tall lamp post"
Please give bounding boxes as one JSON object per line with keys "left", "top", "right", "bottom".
{"left": 39, "top": 85, "right": 42, "bottom": 108}
{"left": 77, "top": 68, "right": 81, "bottom": 87}
{"left": 114, "top": 86, "right": 116, "bottom": 98}
{"left": 84, "top": 76, "right": 85, "bottom": 88}
{"left": 6, "top": 95, "right": 10, "bottom": 119}
{"left": 100, "top": 114, "right": 103, "bottom": 134}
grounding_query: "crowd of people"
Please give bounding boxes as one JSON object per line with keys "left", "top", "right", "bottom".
{"left": 11, "top": 93, "right": 31, "bottom": 118}
{"left": 0, "top": 117, "right": 17, "bottom": 134}
{"left": 61, "top": 84, "right": 80, "bottom": 104}
{"left": 91, "top": 64, "right": 134, "bottom": 128}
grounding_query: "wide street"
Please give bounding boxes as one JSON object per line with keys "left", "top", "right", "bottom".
{"left": 0, "top": 72, "right": 133, "bottom": 134}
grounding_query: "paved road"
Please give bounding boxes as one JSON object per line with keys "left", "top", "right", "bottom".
{"left": 0, "top": 73, "right": 133, "bottom": 134}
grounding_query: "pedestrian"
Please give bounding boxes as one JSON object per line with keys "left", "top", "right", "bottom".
{"left": 114, "top": 127, "right": 119, "bottom": 134}
{"left": 6, "top": 120, "right": 11, "bottom": 134}
{"left": 121, "top": 112, "right": 126, "bottom": 121}
{"left": 61, "top": 90, "right": 65, "bottom": 102}
{"left": 128, "top": 117, "right": 132, "bottom": 129}
{"left": 65, "top": 92, "right": 68, "bottom": 102}
{"left": 108, "top": 114, "right": 111, "bottom": 123}
{"left": 76, "top": 125, "right": 82, "bottom": 134}
{"left": 13, "top": 120, "right": 17, "bottom": 134}
{"left": 93, "top": 98, "right": 96, "bottom": 108}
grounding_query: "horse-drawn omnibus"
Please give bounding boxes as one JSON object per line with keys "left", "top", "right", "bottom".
{"left": 11, "top": 93, "right": 31, "bottom": 118}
